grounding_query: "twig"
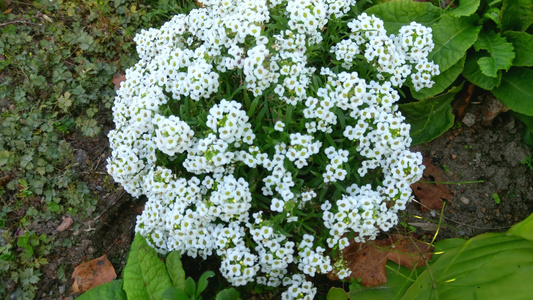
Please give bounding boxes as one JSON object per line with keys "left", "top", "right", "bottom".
{"left": 92, "top": 191, "right": 127, "bottom": 222}
{"left": 0, "top": 20, "right": 43, "bottom": 27}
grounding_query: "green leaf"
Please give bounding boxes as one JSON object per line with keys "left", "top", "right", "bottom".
{"left": 327, "top": 287, "right": 349, "bottom": 300}
{"left": 428, "top": 15, "right": 481, "bottom": 73}
{"left": 501, "top": 0, "right": 533, "bottom": 31}
{"left": 447, "top": 0, "right": 480, "bottom": 17}
{"left": 184, "top": 277, "right": 196, "bottom": 298}
{"left": 507, "top": 213, "right": 533, "bottom": 241}
{"left": 123, "top": 233, "right": 173, "bottom": 300}
{"left": 77, "top": 279, "right": 126, "bottom": 300}
{"left": 196, "top": 271, "right": 215, "bottom": 297}
{"left": 365, "top": 0, "right": 442, "bottom": 34}
{"left": 166, "top": 251, "right": 186, "bottom": 291}
{"left": 400, "top": 84, "right": 463, "bottom": 145}
{"left": 161, "top": 287, "right": 189, "bottom": 300}
{"left": 401, "top": 233, "right": 533, "bottom": 300}
{"left": 503, "top": 31, "right": 533, "bottom": 67}
{"left": 462, "top": 51, "right": 502, "bottom": 90}
{"left": 410, "top": 55, "right": 465, "bottom": 100}
{"left": 349, "top": 261, "right": 417, "bottom": 300}
{"left": 492, "top": 68, "right": 533, "bottom": 116}
{"left": 215, "top": 288, "right": 241, "bottom": 300}
{"left": 474, "top": 31, "right": 515, "bottom": 77}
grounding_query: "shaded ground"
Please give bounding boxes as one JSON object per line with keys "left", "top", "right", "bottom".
{"left": 33, "top": 99, "right": 533, "bottom": 299}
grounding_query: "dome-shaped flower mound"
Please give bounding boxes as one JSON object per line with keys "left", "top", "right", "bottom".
{"left": 107, "top": 0, "right": 437, "bottom": 298}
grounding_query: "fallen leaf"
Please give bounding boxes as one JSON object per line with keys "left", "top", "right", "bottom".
{"left": 71, "top": 255, "right": 117, "bottom": 293}
{"left": 453, "top": 83, "right": 475, "bottom": 118}
{"left": 408, "top": 222, "right": 439, "bottom": 232}
{"left": 112, "top": 73, "right": 126, "bottom": 90}
{"left": 387, "top": 234, "right": 433, "bottom": 270}
{"left": 411, "top": 157, "right": 453, "bottom": 212}
{"left": 56, "top": 217, "right": 73, "bottom": 232}
{"left": 340, "top": 239, "right": 390, "bottom": 287}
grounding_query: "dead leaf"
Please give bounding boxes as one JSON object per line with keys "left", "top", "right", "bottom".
{"left": 0, "top": 174, "right": 13, "bottom": 188}
{"left": 340, "top": 240, "right": 390, "bottom": 287}
{"left": 71, "top": 255, "right": 116, "bottom": 293}
{"left": 112, "top": 73, "right": 126, "bottom": 90}
{"left": 453, "top": 83, "right": 475, "bottom": 118}
{"left": 387, "top": 234, "right": 433, "bottom": 269}
{"left": 334, "top": 234, "right": 433, "bottom": 287}
{"left": 408, "top": 222, "right": 439, "bottom": 232}
{"left": 56, "top": 217, "right": 73, "bottom": 232}
{"left": 411, "top": 157, "right": 453, "bottom": 212}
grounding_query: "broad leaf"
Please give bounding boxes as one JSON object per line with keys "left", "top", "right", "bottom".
{"left": 507, "top": 213, "right": 533, "bottom": 241}
{"left": 428, "top": 15, "right": 481, "bottom": 73}
{"left": 365, "top": 0, "right": 442, "bottom": 34}
{"left": 400, "top": 84, "right": 463, "bottom": 145}
{"left": 327, "top": 287, "right": 349, "bottom": 300}
{"left": 474, "top": 31, "right": 515, "bottom": 77}
{"left": 166, "top": 251, "right": 186, "bottom": 291}
{"left": 462, "top": 51, "right": 502, "bottom": 90}
{"left": 349, "top": 261, "right": 418, "bottom": 300}
{"left": 501, "top": 0, "right": 533, "bottom": 32}
{"left": 401, "top": 233, "right": 533, "bottom": 300}
{"left": 503, "top": 31, "right": 533, "bottom": 67}
{"left": 77, "top": 279, "right": 126, "bottom": 300}
{"left": 215, "top": 288, "right": 241, "bottom": 300}
{"left": 123, "top": 234, "right": 173, "bottom": 300}
{"left": 492, "top": 68, "right": 533, "bottom": 116}
{"left": 447, "top": 0, "right": 480, "bottom": 17}
{"left": 410, "top": 55, "right": 465, "bottom": 100}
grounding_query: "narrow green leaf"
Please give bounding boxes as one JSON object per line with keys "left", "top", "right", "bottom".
{"left": 184, "top": 277, "right": 196, "bottom": 298}
{"left": 474, "top": 31, "right": 515, "bottom": 77}
{"left": 196, "top": 271, "right": 215, "bottom": 297}
{"left": 327, "top": 287, "right": 349, "bottom": 300}
{"left": 501, "top": 0, "right": 533, "bottom": 32}
{"left": 462, "top": 51, "right": 502, "bottom": 90}
{"left": 77, "top": 279, "right": 126, "bottom": 300}
{"left": 447, "top": 0, "right": 480, "bottom": 17}
{"left": 410, "top": 55, "right": 466, "bottom": 100}
{"left": 123, "top": 233, "right": 173, "bottom": 300}
{"left": 365, "top": 0, "right": 442, "bottom": 34}
{"left": 428, "top": 15, "right": 482, "bottom": 72}
{"left": 492, "top": 68, "right": 533, "bottom": 116}
{"left": 215, "top": 288, "right": 241, "bottom": 300}
{"left": 166, "top": 251, "right": 186, "bottom": 291}
{"left": 503, "top": 31, "right": 533, "bottom": 67}
{"left": 400, "top": 84, "right": 463, "bottom": 145}
{"left": 507, "top": 213, "right": 533, "bottom": 241}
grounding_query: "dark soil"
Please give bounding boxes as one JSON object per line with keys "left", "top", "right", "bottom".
{"left": 34, "top": 99, "right": 533, "bottom": 299}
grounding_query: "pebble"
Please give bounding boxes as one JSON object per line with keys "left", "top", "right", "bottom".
{"left": 460, "top": 197, "right": 470, "bottom": 205}
{"left": 462, "top": 113, "right": 476, "bottom": 127}
{"left": 477, "top": 212, "right": 484, "bottom": 218}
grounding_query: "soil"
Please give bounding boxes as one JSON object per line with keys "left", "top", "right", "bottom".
{"left": 33, "top": 98, "right": 533, "bottom": 299}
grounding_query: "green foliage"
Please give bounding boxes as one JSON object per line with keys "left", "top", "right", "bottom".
{"left": 79, "top": 234, "right": 238, "bottom": 300}
{"left": 491, "top": 68, "right": 533, "bottom": 116}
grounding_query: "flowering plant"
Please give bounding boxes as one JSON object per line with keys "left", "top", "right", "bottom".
{"left": 107, "top": 0, "right": 439, "bottom": 298}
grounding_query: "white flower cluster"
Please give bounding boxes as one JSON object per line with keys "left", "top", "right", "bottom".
{"left": 332, "top": 13, "right": 439, "bottom": 90}
{"left": 107, "top": 0, "right": 437, "bottom": 298}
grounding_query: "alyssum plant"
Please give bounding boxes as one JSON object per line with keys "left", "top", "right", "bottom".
{"left": 107, "top": 0, "right": 439, "bottom": 298}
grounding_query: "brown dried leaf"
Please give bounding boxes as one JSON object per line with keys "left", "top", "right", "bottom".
{"left": 71, "top": 255, "right": 116, "bottom": 293}
{"left": 341, "top": 240, "right": 390, "bottom": 287}
{"left": 386, "top": 234, "right": 433, "bottom": 269}
{"left": 411, "top": 157, "right": 453, "bottom": 212}
{"left": 112, "top": 73, "right": 126, "bottom": 90}
{"left": 454, "top": 83, "right": 476, "bottom": 118}
{"left": 56, "top": 217, "right": 73, "bottom": 232}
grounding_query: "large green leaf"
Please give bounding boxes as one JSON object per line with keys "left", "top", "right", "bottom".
{"left": 400, "top": 84, "right": 463, "bottom": 145}
{"left": 123, "top": 233, "right": 173, "bottom": 300}
{"left": 77, "top": 279, "right": 126, "bottom": 300}
{"left": 474, "top": 31, "right": 515, "bottom": 77}
{"left": 428, "top": 15, "right": 481, "bottom": 73}
{"left": 166, "top": 251, "right": 186, "bottom": 291}
{"left": 492, "top": 68, "right": 533, "bottom": 116}
{"left": 365, "top": 0, "right": 442, "bottom": 34}
{"left": 462, "top": 51, "right": 502, "bottom": 90}
{"left": 401, "top": 233, "right": 533, "bottom": 300}
{"left": 507, "top": 213, "right": 533, "bottom": 241}
{"left": 447, "top": 0, "right": 480, "bottom": 17}
{"left": 410, "top": 55, "right": 466, "bottom": 100}
{"left": 501, "top": 0, "right": 533, "bottom": 32}
{"left": 348, "top": 261, "right": 419, "bottom": 300}
{"left": 503, "top": 31, "right": 533, "bottom": 67}
{"left": 327, "top": 287, "right": 349, "bottom": 300}
{"left": 215, "top": 288, "right": 241, "bottom": 300}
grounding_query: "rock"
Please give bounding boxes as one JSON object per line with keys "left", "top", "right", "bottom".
{"left": 75, "top": 149, "right": 88, "bottom": 166}
{"left": 462, "top": 112, "right": 476, "bottom": 127}
{"left": 460, "top": 197, "right": 470, "bottom": 205}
